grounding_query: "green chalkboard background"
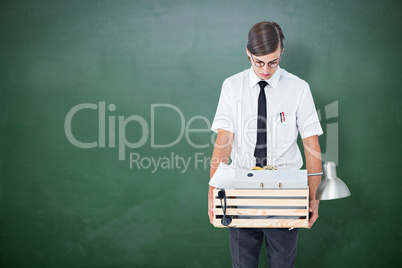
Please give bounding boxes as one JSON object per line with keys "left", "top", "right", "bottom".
{"left": 1, "top": 0, "right": 401, "bottom": 267}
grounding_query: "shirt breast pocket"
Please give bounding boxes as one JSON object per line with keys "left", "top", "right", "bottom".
{"left": 274, "top": 114, "right": 298, "bottom": 143}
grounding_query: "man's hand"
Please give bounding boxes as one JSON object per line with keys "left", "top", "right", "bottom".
{"left": 308, "top": 200, "right": 319, "bottom": 228}
{"left": 208, "top": 130, "right": 233, "bottom": 225}
{"left": 303, "top": 135, "right": 322, "bottom": 229}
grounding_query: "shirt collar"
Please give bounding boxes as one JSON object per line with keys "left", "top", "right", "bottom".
{"left": 249, "top": 66, "right": 281, "bottom": 90}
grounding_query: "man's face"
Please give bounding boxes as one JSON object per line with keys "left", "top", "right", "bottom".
{"left": 247, "top": 47, "right": 282, "bottom": 80}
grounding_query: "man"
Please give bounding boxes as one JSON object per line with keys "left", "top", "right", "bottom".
{"left": 208, "top": 21, "right": 323, "bottom": 268}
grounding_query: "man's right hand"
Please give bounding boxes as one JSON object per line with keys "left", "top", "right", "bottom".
{"left": 208, "top": 130, "right": 233, "bottom": 225}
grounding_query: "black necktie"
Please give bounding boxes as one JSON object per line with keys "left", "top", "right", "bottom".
{"left": 254, "top": 81, "right": 268, "bottom": 167}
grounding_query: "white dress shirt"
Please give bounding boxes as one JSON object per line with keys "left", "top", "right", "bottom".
{"left": 211, "top": 66, "right": 323, "bottom": 170}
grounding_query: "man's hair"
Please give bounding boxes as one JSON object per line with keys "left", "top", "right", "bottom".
{"left": 246, "top": 21, "right": 285, "bottom": 56}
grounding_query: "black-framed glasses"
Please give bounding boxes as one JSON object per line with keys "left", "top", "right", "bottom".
{"left": 250, "top": 54, "right": 281, "bottom": 68}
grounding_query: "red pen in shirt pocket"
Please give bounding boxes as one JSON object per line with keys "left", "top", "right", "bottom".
{"left": 279, "top": 112, "right": 286, "bottom": 123}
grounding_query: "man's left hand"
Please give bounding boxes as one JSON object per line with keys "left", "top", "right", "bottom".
{"left": 308, "top": 200, "right": 319, "bottom": 228}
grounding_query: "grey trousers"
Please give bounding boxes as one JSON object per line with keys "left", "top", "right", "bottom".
{"left": 229, "top": 228, "right": 298, "bottom": 268}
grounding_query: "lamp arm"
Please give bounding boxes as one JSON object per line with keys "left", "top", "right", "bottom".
{"left": 307, "top": 172, "right": 323, "bottom": 177}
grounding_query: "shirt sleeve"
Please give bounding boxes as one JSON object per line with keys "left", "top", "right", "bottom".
{"left": 211, "top": 80, "right": 235, "bottom": 133}
{"left": 296, "top": 84, "right": 323, "bottom": 139}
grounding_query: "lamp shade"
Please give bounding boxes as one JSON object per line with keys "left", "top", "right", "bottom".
{"left": 315, "top": 162, "right": 351, "bottom": 200}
